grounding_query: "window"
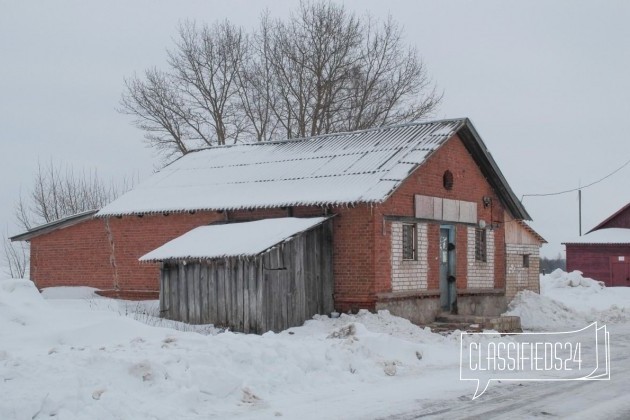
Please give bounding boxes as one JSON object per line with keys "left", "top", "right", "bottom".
{"left": 443, "top": 170, "right": 454, "bottom": 190}
{"left": 475, "top": 228, "right": 487, "bottom": 262}
{"left": 523, "top": 254, "right": 530, "bottom": 268}
{"left": 402, "top": 224, "right": 416, "bottom": 260}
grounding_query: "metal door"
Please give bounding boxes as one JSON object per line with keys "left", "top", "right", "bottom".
{"left": 611, "top": 262, "right": 630, "bottom": 286}
{"left": 439, "top": 226, "right": 457, "bottom": 312}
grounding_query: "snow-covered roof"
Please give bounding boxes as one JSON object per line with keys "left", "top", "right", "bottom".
{"left": 97, "top": 118, "right": 530, "bottom": 220}
{"left": 140, "top": 217, "right": 330, "bottom": 262}
{"left": 563, "top": 228, "right": 630, "bottom": 245}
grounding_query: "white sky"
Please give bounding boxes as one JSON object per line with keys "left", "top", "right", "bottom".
{"left": 1, "top": 0, "right": 629, "bottom": 258}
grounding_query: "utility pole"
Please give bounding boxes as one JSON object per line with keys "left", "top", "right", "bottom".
{"left": 578, "top": 189, "right": 582, "bottom": 236}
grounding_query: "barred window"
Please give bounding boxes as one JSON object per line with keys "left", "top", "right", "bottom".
{"left": 523, "top": 254, "right": 530, "bottom": 268}
{"left": 402, "top": 224, "right": 416, "bottom": 260}
{"left": 475, "top": 228, "right": 487, "bottom": 262}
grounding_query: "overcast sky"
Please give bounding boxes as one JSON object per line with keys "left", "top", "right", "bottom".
{"left": 1, "top": 0, "right": 629, "bottom": 258}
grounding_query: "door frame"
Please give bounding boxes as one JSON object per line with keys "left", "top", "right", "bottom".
{"left": 439, "top": 225, "right": 457, "bottom": 312}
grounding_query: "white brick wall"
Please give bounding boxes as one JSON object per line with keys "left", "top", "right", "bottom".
{"left": 506, "top": 244, "right": 540, "bottom": 299}
{"left": 467, "top": 227, "right": 495, "bottom": 288}
{"left": 391, "top": 222, "right": 428, "bottom": 291}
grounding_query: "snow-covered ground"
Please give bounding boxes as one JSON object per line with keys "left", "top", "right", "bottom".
{"left": 1, "top": 270, "right": 630, "bottom": 419}
{"left": 506, "top": 269, "right": 630, "bottom": 331}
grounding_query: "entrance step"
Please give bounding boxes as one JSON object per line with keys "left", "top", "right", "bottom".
{"left": 425, "top": 321, "right": 484, "bottom": 334}
{"left": 427, "top": 313, "right": 522, "bottom": 333}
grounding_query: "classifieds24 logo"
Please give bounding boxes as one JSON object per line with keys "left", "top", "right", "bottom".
{"left": 460, "top": 322, "right": 610, "bottom": 399}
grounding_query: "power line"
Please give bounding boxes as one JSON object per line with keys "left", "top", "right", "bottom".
{"left": 521, "top": 157, "right": 630, "bottom": 201}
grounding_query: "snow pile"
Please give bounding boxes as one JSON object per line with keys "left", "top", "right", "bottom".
{"left": 40, "top": 286, "right": 101, "bottom": 300}
{"left": 541, "top": 269, "right": 604, "bottom": 292}
{"left": 506, "top": 290, "right": 592, "bottom": 331}
{"left": 506, "top": 269, "right": 630, "bottom": 330}
{"left": 0, "top": 278, "right": 465, "bottom": 419}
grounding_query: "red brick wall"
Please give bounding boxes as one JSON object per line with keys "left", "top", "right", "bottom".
{"left": 29, "top": 134, "right": 510, "bottom": 310}
{"left": 365, "top": 134, "right": 507, "bottom": 307}
{"left": 29, "top": 207, "right": 327, "bottom": 292}
{"left": 30, "top": 218, "right": 113, "bottom": 290}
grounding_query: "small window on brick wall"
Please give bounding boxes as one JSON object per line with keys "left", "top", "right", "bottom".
{"left": 402, "top": 224, "right": 416, "bottom": 260}
{"left": 443, "top": 170, "right": 454, "bottom": 190}
{"left": 475, "top": 228, "right": 487, "bottom": 262}
{"left": 523, "top": 254, "right": 530, "bottom": 268}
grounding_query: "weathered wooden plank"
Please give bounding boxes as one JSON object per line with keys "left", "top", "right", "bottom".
{"left": 169, "top": 265, "right": 179, "bottom": 320}
{"left": 187, "top": 264, "right": 194, "bottom": 323}
{"left": 159, "top": 263, "right": 167, "bottom": 318}
{"left": 229, "top": 259, "right": 236, "bottom": 331}
{"left": 236, "top": 259, "right": 244, "bottom": 332}
{"left": 249, "top": 260, "right": 258, "bottom": 333}
{"left": 242, "top": 260, "right": 250, "bottom": 334}
{"left": 186, "top": 264, "right": 195, "bottom": 323}
{"left": 256, "top": 258, "right": 265, "bottom": 334}
{"left": 198, "top": 263, "right": 208, "bottom": 324}
{"left": 178, "top": 264, "right": 188, "bottom": 322}
{"left": 290, "top": 238, "right": 301, "bottom": 327}
{"left": 193, "top": 263, "right": 202, "bottom": 324}
{"left": 208, "top": 262, "right": 218, "bottom": 325}
{"left": 308, "top": 226, "right": 324, "bottom": 316}
{"left": 304, "top": 229, "right": 317, "bottom": 317}
{"left": 216, "top": 261, "right": 226, "bottom": 328}
{"left": 227, "top": 260, "right": 236, "bottom": 330}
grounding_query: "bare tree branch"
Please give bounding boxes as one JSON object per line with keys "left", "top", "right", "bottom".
{"left": 120, "top": 1, "right": 442, "bottom": 159}
{"left": 2, "top": 230, "right": 28, "bottom": 279}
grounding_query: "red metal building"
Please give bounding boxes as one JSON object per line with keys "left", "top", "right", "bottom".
{"left": 564, "top": 203, "right": 630, "bottom": 287}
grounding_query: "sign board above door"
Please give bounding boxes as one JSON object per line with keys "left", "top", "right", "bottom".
{"left": 415, "top": 195, "right": 477, "bottom": 224}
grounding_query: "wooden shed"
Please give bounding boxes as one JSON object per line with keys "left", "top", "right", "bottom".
{"left": 140, "top": 217, "right": 334, "bottom": 333}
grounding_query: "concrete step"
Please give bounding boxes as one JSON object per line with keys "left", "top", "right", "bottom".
{"left": 426, "top": 321, "right": 484, "bottom": 334}
{"left": 429, "top": 313, "right": 522, "bottom": 333}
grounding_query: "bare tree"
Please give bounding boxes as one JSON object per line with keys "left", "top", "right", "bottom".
{"left": 2, "top": 230, "right": 28, "bottom": 278}
{"left": 15, "top": 161, "right": 123, "bottom": 231}
{"left": 121, "top": 20, "right": 249, "bottom": 158}
{"left": 120, "top": 1, "right": 442, "bottom": 159}
{"left": 4, "top": 161, "right": 131, "bottom": 279}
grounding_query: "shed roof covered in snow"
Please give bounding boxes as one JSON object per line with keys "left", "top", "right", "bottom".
{"left": 140, "top": 217, "right": 331, "bottom": 262}
{"left": 98, "top": 118, "right": 530, "bottom": 220}
{"left": 563, "top": 228, "right": 630, "bottom": 245}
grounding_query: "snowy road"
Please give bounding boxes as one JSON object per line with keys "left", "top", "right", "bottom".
{"left": 381, "top": 324, "right": 630, "bottom": 420}
{"left": 3, "top": 272, "right": 630, "bottom": 420}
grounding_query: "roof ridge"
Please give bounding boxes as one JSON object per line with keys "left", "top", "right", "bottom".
{"left": 186, "top": 118, "right": 468, "bottom": 153}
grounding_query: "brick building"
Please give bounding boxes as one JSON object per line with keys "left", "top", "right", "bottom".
{"left": 13, "top": 118, "right": 544, "bottom": 326}
{"left": 565, "top": 203, "right": 630, "bottom": 287}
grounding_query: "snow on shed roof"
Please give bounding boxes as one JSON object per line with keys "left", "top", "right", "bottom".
{"left": 97, "top": 118, "right": 530, "bottom": 220}
{"left": 140, "top": 217, "right": 330, "bottom": 262}
{"left": 563, "top": 228, "right": 630, "bottom": 245}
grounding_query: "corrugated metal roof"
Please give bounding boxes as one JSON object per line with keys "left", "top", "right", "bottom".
{"left": 140, "top": 217, "right": 330, "bottom": 261}
{"left": 96, "top": 118, "right": 531, "bottom": 220}
{"left": 10, "top": 210, "right": 98, "bottom": 242}
{"left": 563, "top": 228, "right": 630, "bottom": 245}
{"left": 98, "top": 119, "right": 465, "bottom": 216}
